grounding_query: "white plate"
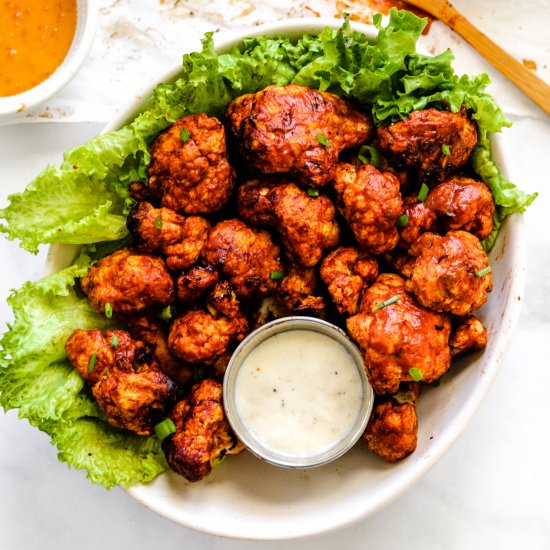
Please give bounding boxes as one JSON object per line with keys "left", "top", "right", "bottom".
{"left": 47, "top": 18, "right": 525, "bottom": 540}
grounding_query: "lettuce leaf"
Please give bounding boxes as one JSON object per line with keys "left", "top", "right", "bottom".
{"left": 0, "top": 252, "right": 167, "bottom": 486}
{"left": 0, "top": 9, "right": 536, "bottom": 488}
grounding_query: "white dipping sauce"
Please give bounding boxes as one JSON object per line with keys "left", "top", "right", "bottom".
{"left": 234, "top": 329, "right": 364, "bottom": 458}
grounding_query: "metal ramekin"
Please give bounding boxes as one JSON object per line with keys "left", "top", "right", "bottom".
{"left": 223, "top": 316, "right": 374, "bottom": 469}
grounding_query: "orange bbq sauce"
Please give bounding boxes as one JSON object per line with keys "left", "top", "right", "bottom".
{"left": 0, "top": 0, "right": 77, "bottom": 97}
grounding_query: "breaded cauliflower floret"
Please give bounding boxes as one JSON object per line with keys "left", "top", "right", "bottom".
{"left": 162, "top": 379, "right": 244, "bottom": 482}
{"left": 168, "top": 309, "right": 248, "bottom": 365}
{"left": 226, "top": 84, "right": 373, "bottom": 187}
{"left": 126, "top": 313, "right": 193, "bottom": 388}
{"left": 333, "top": 163, "right": 402, "bottom": 255}
{"left": 320, "top": 246, "right": 378, "bottom": 316}
{"left": 450, "top": 314, "right": 488, "bottom": 357}
{"left": 127, "top": 201, "right": 210, "bottom": 272}
{"left": 377, "top": 106, "right": 477, "bottom": 183}
{"left": 405, "top": 230, "right": 493, "bottom": 316}
{"left": 276, "top": 262, "right": 326, "bottom": 316}
{"left": 347, "top": 273, "right": 451, "bottom": 395}
{"left": 147, "top": 114, "right": 235, "bottom": 214}
{"left": 238, "top": 179, "right": 340, "bottom": 267}
{"left": 363, "top": 398, "right": 418, "bottom": 463}
{"left": 80, "top": 248, "right": 174, "bottom": 317}
{"left": 201, "top": 218, "right": 283, "bottom": 299}
{"left": 425, "top": 176, "right": 495, "bottom": 240}
{"left": 65, "top": 329, "right": 177, "bottom": 436}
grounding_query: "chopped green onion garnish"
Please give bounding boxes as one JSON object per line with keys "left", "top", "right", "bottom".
{"left": 316, "top": 133, "right": 330, "bottom": 147}
{"left": 111, "top": 335, "right": 119, "bottom": 348}
{"left": 154, "top": 418, "right": 177, "bottom": 442}
{"left": 441, "top": 144, "right": 451, "bottom": 156}
{"left": 409, "top": 367, "right": 424, "bottom": 382}
{"left": 159, "top": 305, "right": 172, "bottom": 320}
{"left": 396, "top": 214, "right": 409, "bottom": 228}
{"left": 475, "top": 266, "right": 492, "bottom": 277}
{"left": 393, "top": 390, "right": 416, "bottom": 404}
{"left": 270, "top": 270, "right": 284, "bottom": 280}
{"left": 372, "top": 295, "right": 399, "bottom": 311}
{"left": 357, "top": 144, "right": 381, "bottom": 169}
{"left": 88, "top": 352, "right": 97, "bottom": 373}
{"left": 417, "top": 183, "right": 429, "bottom": 203}
{"left": 213, "top": 454, "right": 227, "bottom": 468}
{"left": 180, "top": 128, "right": 190, "bottom": 143}
{"left": 307, "top": 188, "right": 319, "bottom": 198}
{"left": 154, "top": 215, "right": 163, "bottom": 230}
{"left": 104, "top": 302, "right": 113, "bottom": 318}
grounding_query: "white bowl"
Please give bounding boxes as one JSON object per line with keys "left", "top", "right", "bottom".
{"left": 0, "top": 0, "right": 98, "bottom": 117}
{"left": 47, "top": 18, "right": 525, "bottom": 540}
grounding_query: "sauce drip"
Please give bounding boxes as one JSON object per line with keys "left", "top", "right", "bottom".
{"left": 0, "top": 0, "right": 77, "bottom": 97}
{"left": 234, "top": 330, "right": 364, "bottom": 458}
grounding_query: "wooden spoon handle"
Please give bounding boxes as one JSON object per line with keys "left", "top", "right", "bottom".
{"left": 410, "top": 1, "right": 550, "bottom": 115}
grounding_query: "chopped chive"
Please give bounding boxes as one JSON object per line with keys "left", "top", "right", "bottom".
{"left": 409, "top": 367, "right": 424, "bottom": 382}
{"left": 111, "top": 335, "right": 119, "bottom": 348}
{"left": 441, "top": 144, "right": 451, "bottom": 156}
{"left": 307, "top": 188, "right": 319, "bottom": 198}
{"left": 316, "top": 133, "right": 330, "bottom": 147}
{"left": 357, "top": 144, "right": 381, "bottom": 168}
{"left": 180, "top": 128, "right": 190, "bottom": 143}
{"left": 159, "top": 305, "right": 172, "bottom": 320}
{"left": 396, "top": 214, "right": 409, "bottom": 228}
{"left": 372, "top": 294, "right": 399, "bottom": 311}
{"left": 88, "top": 352, "right": 98, "bottom": 373}
{"left": 154, "top": 215, "right": 163, "bottom": 230}
{"left": 104, "top": 302, "right": 113, "bottom": 318}
{"left": 393, "top": 390, "right": 416, "bottom": 404}
{"left": 417, "top": 183, "right": 429, "bottom": 203}
{"left": 213, "top": 454, "right": 227, "bottom": 468}
{"left": 154, "top": 418, "right": 177, "bottom": 442}
{"left": 270, "top": 270, "right": 284, "bottom": 280}
{"left": 475, "top": 266, "right": 492, "bottom": 277}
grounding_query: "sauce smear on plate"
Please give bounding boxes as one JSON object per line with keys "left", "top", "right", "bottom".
{"left": 0, "top": 0, "right": 77, "bottom": 96}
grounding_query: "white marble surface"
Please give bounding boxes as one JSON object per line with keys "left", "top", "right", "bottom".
{"left": 1, "top": 1, "right": 550, "bottom": 548}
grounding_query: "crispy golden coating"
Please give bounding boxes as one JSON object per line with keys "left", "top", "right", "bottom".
{"left": 81, "top": 248, "right": 174, "bottom": 317}
{"left": 398, "top": 195, "right": 437, "bottom": 248}
{"left": 207, "top": 281, "right": 241, "bottom": 318}
{"left": 377, "top": 107, "right": 478, "bottom": 182}
{"left": 276, "top": 263, "right": 326, "bottom": 316}
{"left": 405, "top": 231, "right": 493, "bottom": 316}
{"left": 147, "top": 114, "right": 235, "bottom": 214}
{"left": 127, "top": 201, "right": 211, "bottom": 272}
{"left": 347, "top": 273, "right": 451, "bottom": 395}
{"left": 226, "top": 84, "right": 373, "bottom": 187}
{"left": 319, "top": 246, "right": 378, "bottom": 315}
{"left": 201, "top": 219, "right": 283, "bottom": 299}
{"left": 163, "top": 379, "right": 243, "bottom": 482}
{"left": 450, "top": 315, "right": 488, "bottom": 357}
{"left": 333, "top": 163, "right": 402, "bottom": 254}
{"left": 238, "top": 179, "right": 340, "bottom": 267}
{"left": 363, "top": 398, "right": 418, "bottom": 462}
{"left": 425, "top": 176, "right": 495, "bottom": 240}
{"left": 65, "top": 329, "right": 177, "bottom": 436}
{"left": 127, "top": 313, "right": 193, "bottom": 388}
{"left": 168, "top": 309, "right": 248, "bottom": 365}
{"left": 176, "top": 265, "right": 219, "bottom": 302}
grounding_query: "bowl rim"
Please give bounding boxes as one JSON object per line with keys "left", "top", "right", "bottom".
{"left": 45, "top": 16, "right": 526, "bottom": 540}
{"left": 0, "top": 0, "right": 98, "bottom": 117}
